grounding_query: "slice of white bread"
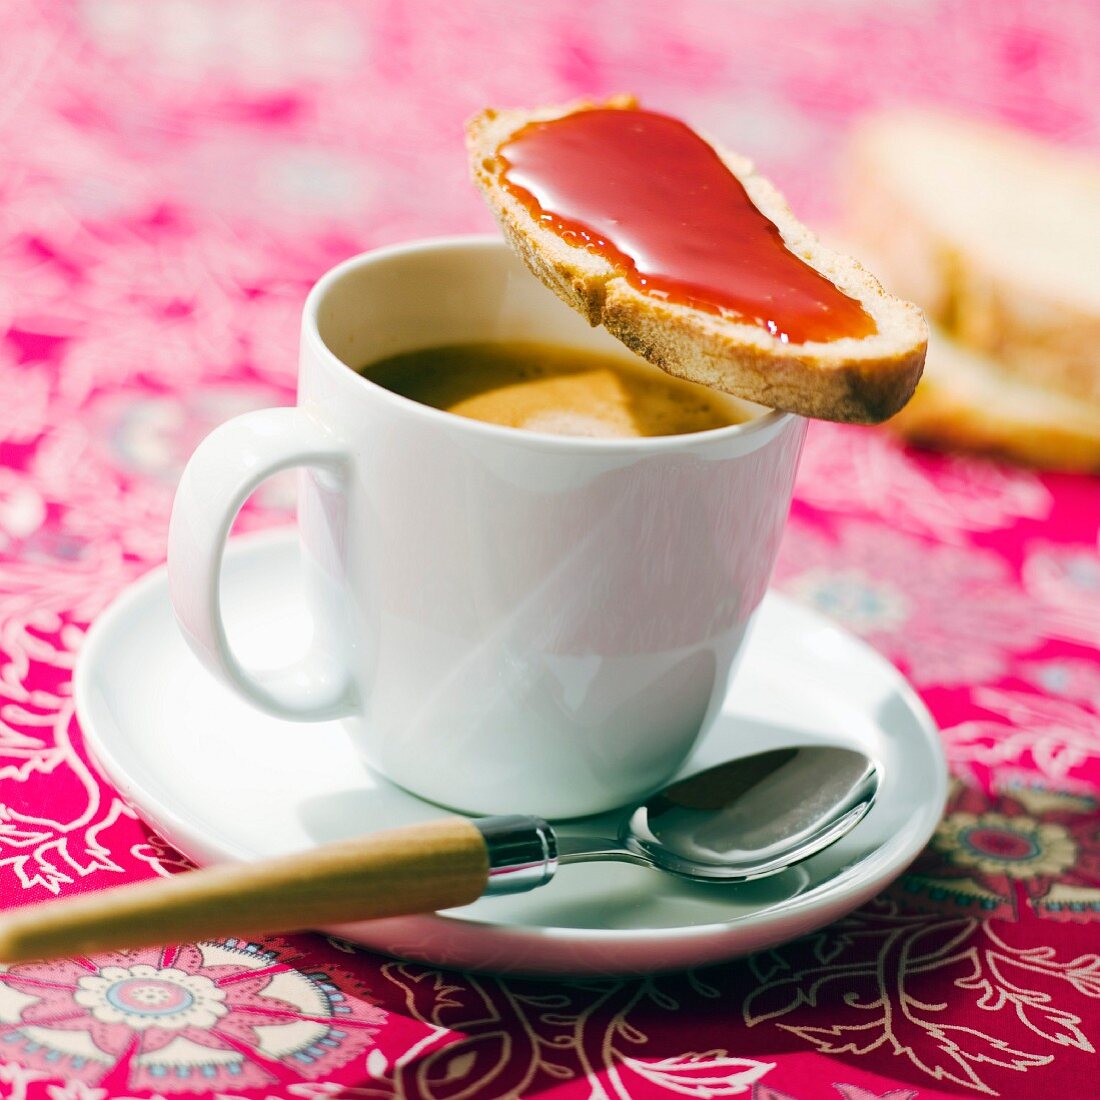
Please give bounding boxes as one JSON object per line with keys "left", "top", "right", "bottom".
{"left": 845, "top": 109, "right": 1100, "bottom": 402}
{"left": 889, "top": 324, "right": 1100, "bottom": 471}
{"left": 467, "top": 98, "right": 927, "bottom": 424}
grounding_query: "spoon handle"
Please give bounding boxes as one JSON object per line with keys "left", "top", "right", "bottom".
{"left": 0, "top": 816, "right": 555, "bottom": 963}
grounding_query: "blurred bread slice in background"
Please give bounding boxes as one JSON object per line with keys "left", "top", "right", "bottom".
{"left": 843, "top": 108, "right": 1100, "bottom": 470}
{"left": 891, "top": 326, "right": 1100, "bottom": 471}
{"left": 846, "top": 109, "right": 1100, "bottom": 402}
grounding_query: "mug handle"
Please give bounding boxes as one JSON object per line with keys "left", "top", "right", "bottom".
{"left": 168, "top": 406, "right": 356, "bottom": 722}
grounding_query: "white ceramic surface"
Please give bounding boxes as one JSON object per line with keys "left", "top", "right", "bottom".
{"left": 76, "top": 530, "right": 948, "bottom": 978}
{"left": 167, "top": 236, "right": 807, "bottom": 818}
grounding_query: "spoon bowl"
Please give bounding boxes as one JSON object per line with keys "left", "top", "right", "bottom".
{"left": 554, "top": 746, "right": 879, "bottom": 882}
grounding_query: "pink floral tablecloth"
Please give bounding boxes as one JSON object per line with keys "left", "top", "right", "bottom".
{"left": 2, "top": 2, "right": 1099, "bottom": 1097}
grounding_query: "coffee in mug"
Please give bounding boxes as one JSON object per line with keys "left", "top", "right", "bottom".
{"left": 359, "top": 341, "right": 749, "bottom": 438}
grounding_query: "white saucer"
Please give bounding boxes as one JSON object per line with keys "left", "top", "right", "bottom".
{"left": 75, "top": 529, "right": 947, "bottom": 977}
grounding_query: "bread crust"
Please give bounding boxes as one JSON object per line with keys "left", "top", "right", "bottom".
{"left": 889, "top": 375, "right": 1100, "bottom": 472}
{"left": 884, "top": 325, "right": 1100, "bottom": 471}
{"left": 467, "top": 100, "right": 927, "bottom": 425}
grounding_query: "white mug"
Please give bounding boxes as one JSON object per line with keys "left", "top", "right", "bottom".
{"left": 168, "top": 237, "right": 806, "bottom": 818}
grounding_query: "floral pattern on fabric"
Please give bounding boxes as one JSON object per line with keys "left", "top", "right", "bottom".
{"left": 903, "top": 777, "right": 1100, "bottom": 922}
{"left": 774, "top": 519, "right": 1045, "bottom": 687}
{"left": 743, "top": 903, "right": 1100, "bottom": 1096}
{"left": 0, "top": 941, "right": 384, "bottom": 1091}
{"left": 795, "top": 422, "right": 1053, "bottom": 545}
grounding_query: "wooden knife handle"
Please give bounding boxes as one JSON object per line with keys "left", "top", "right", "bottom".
{"left": 0, "top": 817, "right": 489, "bottom": 963}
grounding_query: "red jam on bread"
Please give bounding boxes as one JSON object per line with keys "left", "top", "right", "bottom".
{"left": 499, "top": 106, "right": 877, "bottom": 345}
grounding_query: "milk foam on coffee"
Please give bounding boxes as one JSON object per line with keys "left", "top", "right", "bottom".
{"left": 360, "top": 341, "right": 749, "bottom": 438}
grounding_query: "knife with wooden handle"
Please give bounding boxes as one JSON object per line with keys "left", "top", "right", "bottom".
{"left": 0, "top": 815, "right": 556, "bottom": 963}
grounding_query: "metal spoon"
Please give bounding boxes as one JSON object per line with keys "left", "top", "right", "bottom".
{"left": 0, "top": 745, "right": 877, "bottom": 963}
{"left": 566, "top": 744, "right": 877, "bottom": 880}
{"left": 481, "top": 744, "right": 879, "bottom": 893}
